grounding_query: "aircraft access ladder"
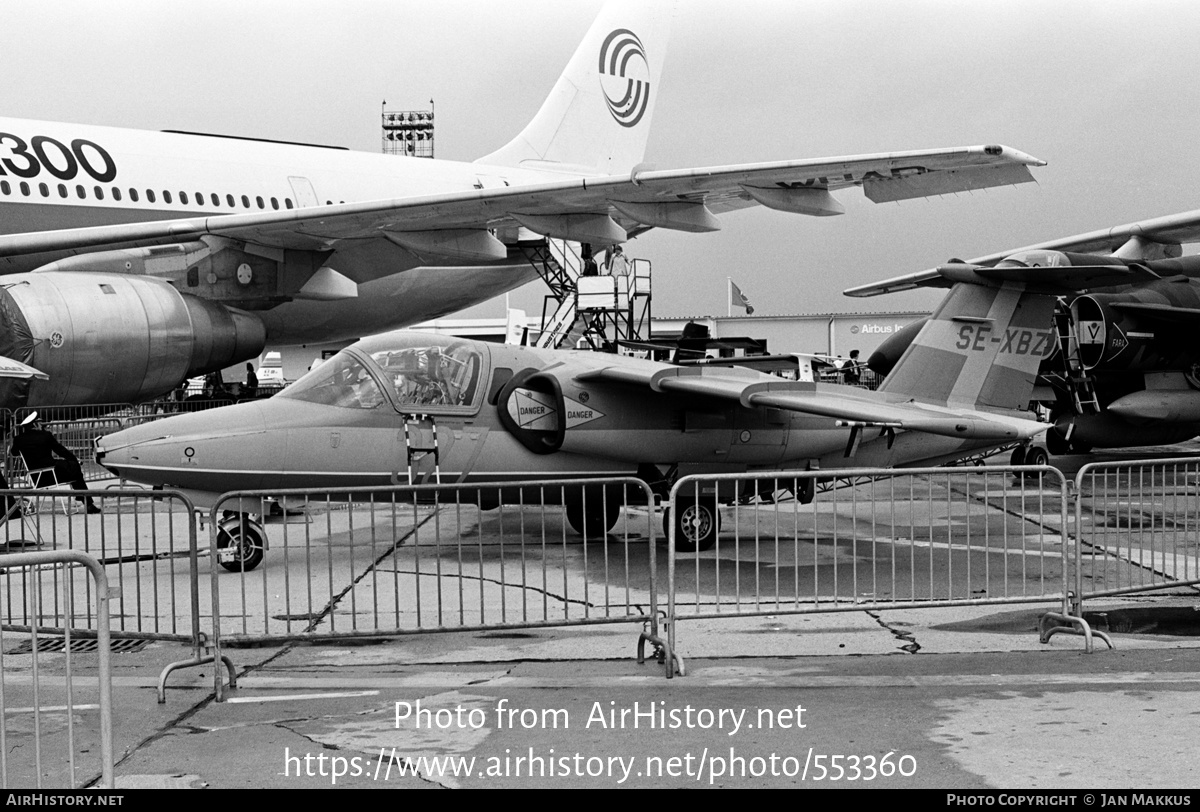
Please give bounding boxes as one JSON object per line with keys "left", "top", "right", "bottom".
{"left": 402, "top": 415, "right": 440, "bottom": 485}
{"left": 1052, "top": 306, "right": 1101, "bottom": 414}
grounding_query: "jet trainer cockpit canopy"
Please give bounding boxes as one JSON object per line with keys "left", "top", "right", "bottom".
{"left": 281, "top": 333, "right": 488, "bottom": 414}
{"left": 278, "top": 352, "right": 387, "bottom": 410}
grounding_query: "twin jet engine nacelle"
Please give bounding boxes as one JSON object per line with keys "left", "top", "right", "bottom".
{"left": 0, "top": 271, "right": 266, "bottom": 408}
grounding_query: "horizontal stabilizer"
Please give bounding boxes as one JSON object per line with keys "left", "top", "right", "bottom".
{"left": 973, "top": 263, "right": 1150, "bottom": 290}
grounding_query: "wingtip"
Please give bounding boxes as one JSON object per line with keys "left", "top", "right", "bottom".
{"left": 982, "top": 144, "right": 1046, "bottom": 167}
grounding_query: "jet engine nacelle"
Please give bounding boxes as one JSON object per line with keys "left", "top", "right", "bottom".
{"left": 1054, "top": 411, "right": 1200, "bottom": 449}
{"left": 866, "top": 319, "right": 927, "bottom": 377}
{"left": 0, "top": 272, "right": 266, "bottom": 408}
{"left": 1071, "top": 293, "right": 1196, "bottom": 372}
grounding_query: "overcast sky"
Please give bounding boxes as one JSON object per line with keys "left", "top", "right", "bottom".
{"left": 8, "top": 0, "right": 1200, "bottom": 321}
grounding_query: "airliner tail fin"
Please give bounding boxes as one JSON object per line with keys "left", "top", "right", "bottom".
{"left": 476, "top": 1, "right": 673, "bottom": 176}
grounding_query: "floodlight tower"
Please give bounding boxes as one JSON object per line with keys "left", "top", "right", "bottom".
{"left": 381, "top": 100, "right": 435, "bottom": 158}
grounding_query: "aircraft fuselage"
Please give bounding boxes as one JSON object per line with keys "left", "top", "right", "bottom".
{"left": 0, "top": 117, "right": 549, "bottom": 343}
{"left": 96, "top": 332, "right": 1016, "bottom": 505}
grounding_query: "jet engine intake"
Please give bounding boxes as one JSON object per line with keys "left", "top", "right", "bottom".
{"left": 497, "top": 369, "right": 566, "bottom": 454}
{"left": 1071, "top": 294, "right": 1192, "bottom": 371}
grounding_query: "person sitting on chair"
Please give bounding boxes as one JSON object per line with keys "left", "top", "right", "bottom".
{"left": 11, "top": 412, "right": 100, "bottom": 514}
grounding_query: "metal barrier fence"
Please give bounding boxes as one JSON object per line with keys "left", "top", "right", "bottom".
{"left": 0, "top": 488, "right": 216, "bottom": 702}
{"left": 665, "top": 465, "right": 1104, "bottom": 668}
{"left": 0, "top": 550, "right": 114, "bottom": 789}
{"left": 0, "top": 489, "right": 200, "bottom": 646}
{"left": 1073, "top": 457, "right": 1200, "bottom": 610}
{"left": 208, "top": 478, "right": 671, "bottom": 695}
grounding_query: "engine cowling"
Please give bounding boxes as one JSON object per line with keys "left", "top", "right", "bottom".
{"left": 866, "top": 318, "right": 926, "bottom": 377}
{"left": 1054, "top": 411, "right": 1200, "bottom": 449}
{"left": 1071, "top": 291, "right": 1198, "bottom": 372}
{"left": 0, "top": 272, "right": 265, "bottom": 408}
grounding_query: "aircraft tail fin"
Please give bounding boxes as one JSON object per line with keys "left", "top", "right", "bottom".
{"left": 475, "top": 1, "right": 673, "bottom": 177}
{"left": 877, "top": 282, "right": 1057, "bottom": 413}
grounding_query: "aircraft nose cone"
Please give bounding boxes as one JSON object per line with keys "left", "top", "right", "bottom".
{"left": 97, "top": 402, "right": 270, "bottom": 490}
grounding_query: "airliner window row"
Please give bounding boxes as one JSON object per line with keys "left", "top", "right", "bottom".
{"left": 0, "top": 179, "right": 295, "bottom": 211}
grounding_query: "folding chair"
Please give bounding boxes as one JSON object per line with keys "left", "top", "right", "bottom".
{"left": 19, "top": 456, "right": 77, "bottom": 516}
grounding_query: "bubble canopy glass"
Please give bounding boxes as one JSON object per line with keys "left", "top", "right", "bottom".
{"left": 280, "top": 333, "right": 488, "bottom": 414}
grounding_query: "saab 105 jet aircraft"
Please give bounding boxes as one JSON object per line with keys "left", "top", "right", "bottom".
{"left": 848, "top": 209, "right": 1200, "bottom": 455}
{"left": 97, "top": 272, "right": 1055, "bottom": 564}
{"left": 0, "top": 1, "right": 1043, "bottom": 410}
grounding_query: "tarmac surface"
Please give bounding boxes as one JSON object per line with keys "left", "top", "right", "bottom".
{"left": 6, "top": 596, "right": 1200, "bottom": 790}
{"left": 2, "top": 450, "right": 1199, "bottom": 791}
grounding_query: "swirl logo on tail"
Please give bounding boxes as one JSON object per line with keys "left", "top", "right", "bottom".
{"left": 598, "top": 28, "right": 650, "bottom": 128}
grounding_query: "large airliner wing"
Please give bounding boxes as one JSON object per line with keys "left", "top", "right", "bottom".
{"left": 0, "top": 144, "right": 1042, "bottom": 275}
{"left": 955, "top": 208, "right": 1200, "bottom": 264}
{"left": 845, "top": 208, "right": 1200, "bottom": 297}
{"left": 574, "top": 364, "right": 1037, "bottom": 441}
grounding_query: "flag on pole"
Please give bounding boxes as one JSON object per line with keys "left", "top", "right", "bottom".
{"left": 730, "top": 280, "right": 755, "bottom": 314}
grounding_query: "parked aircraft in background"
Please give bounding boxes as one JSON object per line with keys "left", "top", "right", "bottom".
{"left": 847, "top": 209, "right": 1200, "bottom": 456}
{"left": 0, "top": 1, "right": 1043, "bottom": 411}
{"left": 98, "top": 270, "right": 1054, "bottom": 565}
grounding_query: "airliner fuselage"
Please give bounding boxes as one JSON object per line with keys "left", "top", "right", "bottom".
{"left": 0, "top": 117, "right": 545, "bottom": 344}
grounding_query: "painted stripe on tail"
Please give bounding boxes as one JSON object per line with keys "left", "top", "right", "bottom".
{"left": 879, "top": 282, "right": 1056, "bottom": 412}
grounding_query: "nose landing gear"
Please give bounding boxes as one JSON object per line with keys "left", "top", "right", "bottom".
{"left": 216, "top": 514, "right": 266, "bottom": 572}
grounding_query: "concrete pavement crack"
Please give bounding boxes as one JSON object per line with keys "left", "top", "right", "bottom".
{"left": 865, "top": 609, "right": 921, "bottom": 653}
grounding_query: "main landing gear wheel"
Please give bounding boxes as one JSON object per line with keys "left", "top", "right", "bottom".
{"left": 216, "top": 515, "right": 266, "bottom": 572}
{"left": 566, "top": 500, "right": 621, "bottom": 539}
{"left": 664, "top": 496, "right": 720, "bottom": 553}
{"left": 1024, "top": 446, "right": 1050, "bottom": 467}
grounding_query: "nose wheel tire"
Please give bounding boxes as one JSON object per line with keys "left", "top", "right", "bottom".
{"left": 216, "top": 516, "right": 266, "bottom": 572}
{"left": 664, "top": 496, "right": 720, "bottom": 553}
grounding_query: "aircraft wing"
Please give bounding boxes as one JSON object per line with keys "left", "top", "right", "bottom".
{"left": 846, "top": 209, "right": 1200, "bottom": 297}
{"left": 958, "top": 208, "right": 1200, "bottom": 264}
{"left": 0, "top": 144, "right": 1042, "bottom": 275}
{"left": 576, "top": 365, "right": 1038, "bottom": 441}
{"left": 845, "top": 261, "right": 1159, "bottom": 297}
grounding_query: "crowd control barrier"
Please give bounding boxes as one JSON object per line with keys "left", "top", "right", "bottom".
{"left": 0, "top": 550, "right": 114, "bottom": 789}
{"left": 0, "top": 488, "right": 218, "bottom": 700}
{"left": 207, "top": 477, "right": 671, "bottom": 696}
{"left": 1073, "top": 457, "right": 1200, "bottom": 612}
{"left": 664, "top": 465, "right": 1108, "bottom": 668}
